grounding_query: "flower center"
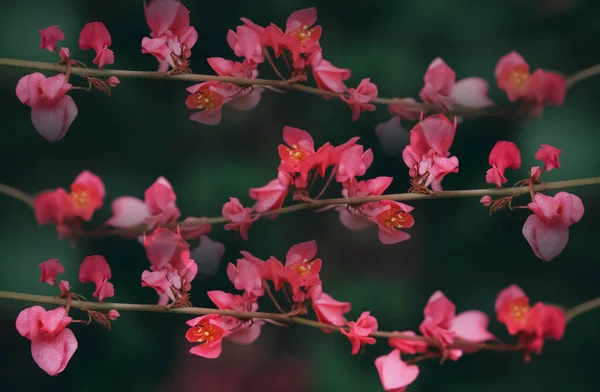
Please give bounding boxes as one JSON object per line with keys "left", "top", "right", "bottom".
{"left": 185, "top": 87, "right": 224, "bottom": 111}
{"left": 510, "top": 297, "right": 530, "bottom": 320}
{"left": 71, "top": 184, "right": 90, "bottom": 207}
{"left": 185, "top": 321, "right": 223, "bottom": 345}
{"left": 292, "top": 258, "right": 312, "bottom": 276}
{"left": 286, "top": 144, "right": 307, "bottom": 162}
{"left": 293, "top": 25, "right": 314, "bottom": 43}
{"left": 376, "top": 208, "right": 415, "bottom": 231}
{"left": 510, "top": 65, "right": 530, "bottom": 89}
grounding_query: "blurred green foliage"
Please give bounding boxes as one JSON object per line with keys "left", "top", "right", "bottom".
{"left": 1, "top": 0, "right": 599, "bottom": 391}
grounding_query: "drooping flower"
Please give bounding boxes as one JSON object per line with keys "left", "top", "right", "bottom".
{"left": 486, "top": 141, "right": 521, "bottom": 187}
{"left": 39, "top": 25, "right": 65, "bottom": 52}
{"left": 79, "top": 255, "right": 114, "bottom": 301}
{"left": 522, "top": 192, "right": 584, "bottom": 261}
{"left": 402, "top": 114, "right": 459, "bottom": 190}
{"left": 79, "top": 22, "right": 114, "bottom": 68}
{"left": 341, "top": 78, "right": 378, "bottom": 121}
{"left": 222, "top": 197, "right": 259, "bottom": 240}
{"left": 495, "top": 51, "right": 565, "bottom": 115}
{"left": 185, "top": 314, "right": 229, "bottom": 358}
{"left": 249, "top": 171, "right": 292, "bottom": 213}
{"left": 420, "top": 57, "right": 493, "bottom": 111}
{"left": 39, "top": 258, "right": 65, "bottom": 285}
{"left": 535, "top": 144, "right": 561, "bottom": 172}
{"left": 341, "top": 311, "right": 378, "bottom": 354}
{"left": 16, "top": 72, "right": 78, "bottom": 142}
{"left": 375, "top": 349, "right": 420, "bottom": 392}
{"left": 16, "top": 306, "right": 77, "bottom": 375}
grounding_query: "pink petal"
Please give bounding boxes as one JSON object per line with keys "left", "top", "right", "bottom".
{"left": 522, "top": 214, "right": 569, "bottom": 261}
{"left": 30, "top": 95, "right": 78, "bottom": 142}
{"left": 30, "top": 329, "right": 77, "bottom": 376}
{"left": 106, "top": 196, "right": 150, "bottom": 228}
{"left": 79, "top": 255, "right": 112, "bottom": 286}
{"left": 189, "top": 342, "right": 222, "bottom": 359}
{"left": 494, "top": 284, "right": 527, "bottom": 312}
{"left": 286, "top": 7, "right": 317, "bottom": 33}
{"left": 16, "top": 306, "right": 46, "bottom": 340}
{"left": 286, "top": 240, "right": 317, "bottom": 265}
{"left": 282, "top": 126, "right": 314, "bottom": 151}
{"left": 189, "top": 109, "right": 222, "bottom": 125}
{"left": 451, "top": 310, "right": 494, "bottom": 342}
{"left": 375, "top": 349, "right": 420, "bottom": 391}
{"left": 451, "top": 78, "right": 494, "bottom": 109}
{"left": 375, "top": 116, "right": 410, "bottom": 156}
{"left": 227, "top": 323, "right": 262, "bottom": 344}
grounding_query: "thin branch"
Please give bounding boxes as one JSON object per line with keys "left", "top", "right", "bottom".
{"left": 1, "top": 290, "right": 598, "bottom": 352}
{"left": 2, "top": 58, "right": 598, "bottom": 117}
{"left": 1, "top": 177, "right": 599, "bottom": 238}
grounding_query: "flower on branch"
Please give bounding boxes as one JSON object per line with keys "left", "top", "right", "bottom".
{"left": 79, "top": 255, "right": 114, "bottom": 302}
{"left": 486, "top": 141, "right": 522, "bottom": 187}
{"left": 79, "top": 22, "right": 114, "bottom": 68}
{"left": 39, "top": 25, "right": 65, "bottom": 53}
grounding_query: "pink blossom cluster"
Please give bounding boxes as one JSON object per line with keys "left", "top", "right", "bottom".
{"left": 17, "top": 257, "right": 118, "bottom": 375}
{"left": 17, "top": 23, "right": 116, "bottom": 141}
{"left": 481, "top": 142, "right": 584, "bottom": 261}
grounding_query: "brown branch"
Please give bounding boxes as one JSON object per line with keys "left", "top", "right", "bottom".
{"left": 2, "top": 58, "right": 598, "bottom": 117}
{"left": 1, "top": 177, "right": 599, "bottom": 238}
{"left": 2, "top": 290, "right": 598, "bottom": 353}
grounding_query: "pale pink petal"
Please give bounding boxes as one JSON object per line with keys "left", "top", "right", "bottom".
{"left": 286, "top": 7, "right": 317, "bottom": 33}
{"left": 227, "top": 323, "right": 262, "bottom": 344}
{"left": 30, "top": 328, "right": 77, "bottom": 376}
{"left": 189, "top": 109, "right": 222, "bottom": 125}
{"left": 451, "top": 310, "right": 494, "bottom": 342}
{"left": 106, "top": 196, "right": 150, "bottom": 228}
{"left": 522, "top": 214, "right": 569, "bottom": 261}
{"left": 338, "top": 208, "right": 372, "bottom": 230}
{"left": 16, "top": 306, "right": 46, "bottom": 340}
{"left": 190, "top": 235, "right": 225, "bottom": 276}
{"left": 375, "top": 116, "right": 410, "bottom": 156}
{"left": 189, "top": 342, "right": 222, "bottom": 359}
{"left": 30, "top": 95, "right": 78, "bottom": 142}
{"left": 451, "top": 78, "right": 494, "bottom": 108}
{"left": 286, "top": 240, "right": 317, "bottom": 264}
{"left": 375, "top": 349, "right": 420, "bottom": 391}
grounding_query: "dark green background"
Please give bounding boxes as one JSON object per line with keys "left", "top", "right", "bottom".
{"left": 1, "top": 0, "right": 599, "bottom": 390}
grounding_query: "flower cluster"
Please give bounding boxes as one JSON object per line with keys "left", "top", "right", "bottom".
{"left": 17, "top": 23, "right": 116, "bottom": 141}
{"left": 482, "top": 142, "right": 584, "bottom": 261}
{"left": 17, "top": 256, "right": 117, "bottom": 375}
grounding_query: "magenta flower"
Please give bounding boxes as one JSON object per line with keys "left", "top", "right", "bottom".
{"left": 16, "top": 72, "right": 78, "bottom": 142}
{"left": 207, "top": 290, "right": 263, "bottom": 344}
{"left": 226, "top": 251, "right": 265, "bottom": 297}
{"left": 249, "top": 172, "right": 291, "bottom": 213}
{"left": 535, "top": 144, "right": 562, "bottom": 172}
{"left": 522, "top": 192, "right": 584, "bottom": 261}
{"left": 227, "top": 25, "right": 263, "bottom": 63}
{"left": 79, "top": 22, "right": 114, "bottom": 68}
{"left": 308, "top": 285, "right": 351, "bottom": 331}
{"left": 341, "top": 311, "right": 378, "bottom": 354}
{"left": 485, "top": 141, "right": 522, "bottom": 187}
{"left": 308, "top": 52, "right": 351, "bottom": 94}
{"left": 16, "top": 306, "right": 77, "bottom": 376}
{"left": 388, "top": 331, "right": 428, "bottom": 355}
{"left": 341, "top": 78, "right": 378, "bottom": 121}
{"left": 185, "top": 314, "right": 229, "bottom": 359}
{"left": 38, "top": 258, "right": 65, "bottom": 285}
{"left": 39, "top": 25, "right": 65, "bottom": 52}
{"left": 222, "top": 197, "right": 259, "bottom": 240}
{"left": 375, "top": 349, "right": 420, "bottom": 392}
{"left": 79, "top": 255, "right": 114, "bottom": 302}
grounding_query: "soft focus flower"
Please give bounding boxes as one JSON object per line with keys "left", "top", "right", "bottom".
{"left": 522, "top": 191, "right": 584, "bottom": 261}
{"left": 341, "top": 78, "right": 378, "bottom": 121}
{"left": 16, "top": 72, "right": 78, "bottom": 142}
{"left": 480, "top": 195, "right": 492, "bottom": 207}
{"left": 16, "top": 306, "right": 77, "bottom": 375}
{"left": 495, "top": 51, "right": 565, "bottom": 115}
{"left": 375, "top": 349, "right": 420, "bottom": 392}
{"left": 39, "top": 25, "right": 65, "bottom": 52}
{"left": 375, "top": 116, "right": 410, "bottom": 157}
{"left": 336, "top": 144, "right": 374, "bottom": 183}
{"left": 107, "top": 310, "right": 120, "bottom": 320}
{"left": 70, "top": 170, "right": 106, "bottom": 221}
{"left": 486, "top": 141, "right": 521, "bottom": 187}
{"left": 420, "top": 57, "right": 493, "bottom": 111}
{"left": 107, "top": 76, "right": 120, "bottom": 87}
{"left": 79, "top": 22, "right": 114, "bottom": 68}
{"left": 341, "top": 311, "right": 378, "bottom": 354}
{"left": 189, "top": 234, "right": 226, "bottom": 276}
{"left": 227, "top": 25, "right": 263, "bottom": 63}
{"left": 39, "top": 258, "right": 64, "bottom": 285}
{"left": 222, "top": 197, "right": 259, "bottom": 240}
{"left": 208, "top": 290, "right": 262, "bottom": 344}
{"left": 402, "top": 114, "right": 458, "bottom": 190}
{"left": 185, "top": 314, "right": 229, "bottom": 358}
{"left": 535, "top": 144, "right": 562, "bottom": 171}
{"left": 79, "top": 255, "right": 114, "bottom": 301}
{"left": 388, "top": 331, "right": 428, "bottom": 355}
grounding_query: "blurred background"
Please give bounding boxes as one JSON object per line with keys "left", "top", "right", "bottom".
{"left": 1, "top": 0, "right": 599, "bottom": 390}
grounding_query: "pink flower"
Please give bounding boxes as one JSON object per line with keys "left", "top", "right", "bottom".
{"left": 535, "top": 144, "right": 562, "bottom": 171}
{"left": 34, "top": 188, "right": 75, "bottom": 235}
{"left": 341, "top": 311, "right": 378, "bottom": 354}
{"left": 388, "top": 331, "right": 428, "bottom": 355}
{"left": 39, "top": 258, "right": 64, "bottom": 285}
{"left": 70, "top": 170, "right": 105, "bottom": 221}
{"left": 283, "top": 240, "right": 323, "bottom": 300}
{"left": 143, "top": 0, "right": 198, "bottom": 71}
{"left": 16, "top": 72, "right": 78, "bottom": 142}
{"left": 420, "top": 57, "right": 493, "bottom": 111}
{"left": 530, "top": 166, "right": 542, "bottom": 181}
{"left": 39, "top": 26, "right": 64, "bottom": 52}
{"left": 226, "top": 251, "right": 265, "bottom": 297}
{"left": 185, "top": 314, "right": 229, "bottom": 358}
{"left": 79, "top": 255, "right": 114, "bottom": 301}
{"left": 337, "top": 177, "right": 394, "bottom": 231}
{"left": 480, "top": 195, "right": 492, "bottom": 206}
{"left": 107, "top": 310, "right": 120, "bottom": 320}
{"left": 107, "top": 176, "right": 180, "bottom": 230}
{"left": 495, "top": 51, "right": 565, "bottom": 114}
{"left": 308, "top": 285, "right": 351, "bottom": 331}
{"left": 336, "top": 144, "right": 374, "bottom": 183}
{"left": 249, "top": 171, "right": 291, "bottom": 213}
{"left": 495, "top": 284, "right": 566, "bottom": 361}
{"left": 308, "top": 52, "right": 351, "bottom": 94}
{"left": 227, "top": 25, "right": 264, "bottom": 63}
{"left": 522, "top": 191, "right": 584, "bottom": 261}
{"left": 16, "top": 306, "right": 77, "bottom": 375}
{"left": 185, "top": 81, "right": 228, "bottom": 125}
{"left": 402, "top": 114, "right": 458, "bottom": 190}
{"left": 375, "top": 349, "right": 420, "bottom": 392}
{"left": 277, "top": 126, "right": 324, "bottom": 181}
{"left": 486, "top": 141, "right": 521, "bottom": 187}
{"left": 222, "top": 197, "right": 259, "bottom": 240}
{"left": 341, "top": 78, "right": 378, "bottom": 121}
{"left": 371, "top": 200, "right": 415, "bottom": 245}
{"left": 207, "top": 57, "right": 263, "bottom": 111}
{"left": 58, "top": 47, "right": 70, "bottom": 62}
{"left": 107, "top": 76, "right": 120, "bottom": 87}
{"left": 207, "top": 290, "right": 262, "bottom": 344}
{"left": 79, "top": 22, "right": 114, "bottom": 68}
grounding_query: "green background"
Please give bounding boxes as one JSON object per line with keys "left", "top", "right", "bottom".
{"left": 1, "top": 0, "right": 599, "bottom": 390}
